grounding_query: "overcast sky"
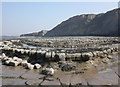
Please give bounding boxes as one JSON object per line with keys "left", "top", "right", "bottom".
{"left": 2, "top": 2, "right": 118, "bottom": 36}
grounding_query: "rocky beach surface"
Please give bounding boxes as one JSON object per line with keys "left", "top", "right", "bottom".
{"left": 0, "top": 37, "right": 119, "bottom": 86}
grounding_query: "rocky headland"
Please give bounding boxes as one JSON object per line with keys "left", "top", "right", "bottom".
{"left": 20, "top": 8, "right": 120, "bottom": 37}
{"left": 20, "top": 30, "right": 48, "bottom": 37}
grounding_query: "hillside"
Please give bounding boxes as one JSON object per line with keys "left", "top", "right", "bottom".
{"left": 20, "top": 30, "right": 48, "bottom": 37}
{"left": 45, "top": 8, "right": 119, "bottom": 37}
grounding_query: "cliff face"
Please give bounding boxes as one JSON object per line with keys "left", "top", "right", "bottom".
{"left": 45, "top": 8, "right": 119, "bottom": 37}
{"left": 20, "top": 30, "right": 48, "bottom": 37}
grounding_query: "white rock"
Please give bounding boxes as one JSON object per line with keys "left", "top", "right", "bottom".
{"left": 7, "top": 58, "right": 13, "bottom": 61}
{"left": 106, "top": 49, "right": 112, "bottom": 53}
{"left": 2, "top": 53, "right": 6, "bottom": 58}
{"left": 13, "top": 57, "right": 19, "bottom": 61}
{"left": 103, "top": 50, "right": 107, "bottom": 54}
{"left": 26, "top": 63, "right": 34, "bottom": 70}
{"left": 42, "top": 68, "right": 54, "bottom": 75}
{"left": 13, "top": 57, "right": 22, "bottom": 63}
{"left": 36, "top": 50, "right": 41, "bottom": 54}
{"left": 82, "top": 53, "right": 92, "bottom": 57}
{"left": 5, "top": 60, "right": 11, "bottom": 65}
{"left": 51, "top": 51, "right": 55, "bottom": 58}
{"left": 0, "top": 55, "right": 2, "bottom": 59}
{"left": 74, "top": 53, "right": 81, "bottom": 57}
{"left": 41, "top": 50, "right": 46, "bottom": 55}
{"left": 16, "top": 49, "right": 21, "bottom": 52}
{"left": 2, "top": 57, "right": 9, "bottom": 61}
{"left": 66, "top": 54, "right": 74, "bottom": 58}
{"left": 21, "top": 60, "right": 28, "bottom": 66}
{"left": 107, "top": 55, "right": 112, "bottom": 59}
{"left": 56, "top": 53, "right": 66, "bottom": 60}
{"left": 25, "top": 50, "right": 30, "bottom": 54}
{"left": 20, "top": 49, "right": 25, "bottom": 54}
{"left": 45, "top": 52, "right": 51, "bottom": 58}
{"left": 17, "top": 58, "right": 23, "bottom": 63}
{"left": 30, "top": 50, "right": 36, "bottom": 55}
{"left": 93, "top": 51, "right": 100, "bottom": 57}
{"left": 34, "top": 63, "right": 41, "bottom": 69}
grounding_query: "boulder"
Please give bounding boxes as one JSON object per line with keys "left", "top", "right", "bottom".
{"left": 81, "top": 53, "right": 91, "bottom": 61}
{"left": 2, "top": 53, "right": 6, "bottom": 58}
{"left": 20, "top": 49, "right": 26, "bottom": 54}
{"left": 21, "top": 60, "right": 28, "bottom": 66}
{"left": 2, "top": 57, "right": 9, "bottom": 61}
{"left": 16, "top": 49, "right": 21, "bottom": 53}
{"left": 114, "top": 48, "right": 118, "bottom": 52}
{"left": 24, "top": 50, "right": 30, "bottom": 54}
{"left": 4, "top": 60, "right": 11, "bottom": 65}
{"left": 74, "top": 53, "right": 82, "bottom": 61}
{"left": 16, "top": 58, "right": 23, "bottom": 63}
{"left": 107, "top": 55, "right": 113, "bottom": 59}
{"left": 40, "top": 50, "right": 46, "bottom": 56}
{"left": 61, "top": 64, "right": 76, "bottom": 72}
{"left": 26, "top": 63, "right": 34, "bottom": 70}
{"left": 36, "top": 50, "right": 41, "bottom": 54}
{"left": 66, "top": 54, "right": 74, "bottom": 60}
{"left": 7, "top": 58, "right": 13, "bottom": 61}
{"left": 92, "top": 51, "right": 98, "bottom": 57}
{"left": 42, "top": 68, "right": 54, "bottom": 75}
{"left": 13, "top": 57, "right": 22, "bottom": 63}
{"left": 55, "top": 53, "right": 66, "bottom": 61}
{"left": 0, "top": 55, "right": 2, "bottom": 59}
{"left": 58, "top": 61, "right": 76, "bottom": 72}
{"left": 66, "top": 53, "right": 81, "bottom": 60}
{"left": 30, "top": 50, "right": 36, "bottom": 55}
{"left": 9, "top": 60, "right": 20, "bottom": 66}
{"left": 110, "top": 48, "right": 114, "bottom": 53}
{"left": 45, "top": 52, "right": 51, "bottom": 59}
{"left": 34, "top": 63, "right": 41, "bottom": 69}
{"left": 103, "top": 50, "right": 108, "bottom": 54}
{"left": 51, "top": 51, "right": 55, "bottom": 58}
{"left": 13, "top": 57, "right": 19, "bottom": 61}
{"left": 97, "top": 51, "right": 105, "bottom": 57}
{"left": 106, "top": 49, "right": 112, "bottom": 54}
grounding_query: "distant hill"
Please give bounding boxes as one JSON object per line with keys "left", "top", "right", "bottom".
{"left": 20, "top": 8, "right": 119, "bottom": 37}
{"left": 45, "top": 8, "right": 119, "bottom": 37}
{"left": 20, "top": 30, "right": 48, "bottom": 37}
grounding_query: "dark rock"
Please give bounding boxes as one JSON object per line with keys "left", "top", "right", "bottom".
{"left": 59, "top": 62, "right": 76, "bottom": 72}
{"left": 45, "top": 8, "right": 119, "bottom": 37}
{"left": 72, "top": 71, "right": 84, "bottom": 74}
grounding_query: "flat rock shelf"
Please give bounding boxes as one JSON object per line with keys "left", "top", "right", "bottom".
{"left": 0, "top": 37, "right": 119, "bottom": 86}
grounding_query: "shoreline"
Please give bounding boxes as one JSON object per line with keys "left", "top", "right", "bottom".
{"left": 0, "top": 37, "right": 119, "bottom": 85}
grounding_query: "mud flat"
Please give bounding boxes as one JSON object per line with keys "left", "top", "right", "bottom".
{"left": 0, "top": 37, "right": 120, "bottom": 86}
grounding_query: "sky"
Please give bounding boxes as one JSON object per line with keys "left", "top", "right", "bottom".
{"left": 1, "top": 2, "right": 118, "bottom": 36}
